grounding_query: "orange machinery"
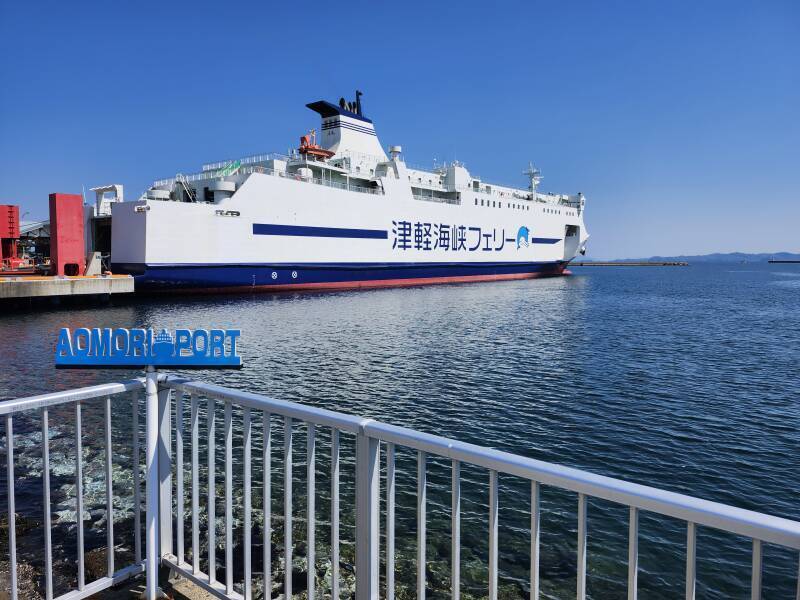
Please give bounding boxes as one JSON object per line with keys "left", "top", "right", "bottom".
{"left": 0, "top": 204, "right": 24, "bottom": 270}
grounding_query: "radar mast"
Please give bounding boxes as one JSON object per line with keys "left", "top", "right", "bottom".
{"left": 523, "top": 162, "right": 542, "bottom": 199}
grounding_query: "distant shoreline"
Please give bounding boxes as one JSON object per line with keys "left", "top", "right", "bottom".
{"left": 583, "top": 252, "right": 800, "bottom": 264}
{"left": 573, "top": 261, "right": 688, "bottom": 267}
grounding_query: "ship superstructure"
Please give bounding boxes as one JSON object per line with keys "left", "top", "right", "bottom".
{"left": 110, "top": 92, "right": 589, "bottom": 291}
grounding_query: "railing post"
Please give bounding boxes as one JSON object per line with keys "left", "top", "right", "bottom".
{"left": 355, "top": 430, "right": 379, "bottom": 600}
{"left": 144, "top": 367, "right": 160, "bottom": 600}
{"left": 158, "top": 377, "right": 173, "bottom": 559}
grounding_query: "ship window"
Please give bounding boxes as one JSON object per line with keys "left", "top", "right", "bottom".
{"left": 481, "top": 199, "right": 484, "bottom": 206}
{"left": 475, "top": 199, "right": 478, "bottom": 205}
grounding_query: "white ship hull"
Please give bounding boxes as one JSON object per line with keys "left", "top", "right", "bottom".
{"left": 110, "top": 95, "right": 589, "bottom": 291}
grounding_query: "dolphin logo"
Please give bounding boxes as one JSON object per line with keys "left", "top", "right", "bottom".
{"left": 516, "top": 226, "right": 530, "bottom": 249}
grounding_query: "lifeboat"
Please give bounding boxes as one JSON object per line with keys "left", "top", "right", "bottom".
{"left": 298, "top": 129, "right": 335, "bottom": 159}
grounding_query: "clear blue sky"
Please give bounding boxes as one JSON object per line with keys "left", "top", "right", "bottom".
{"left": 1, "top": 0, "right": 797, "bottom": 258}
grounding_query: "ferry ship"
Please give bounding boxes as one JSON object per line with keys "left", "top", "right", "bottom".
{"left": 110, "top": 92, "right": 589, "bottom": 291}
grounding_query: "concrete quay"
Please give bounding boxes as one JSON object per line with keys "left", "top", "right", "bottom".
{"left": 0, "top": 274, "right": 134, "bottom": 300}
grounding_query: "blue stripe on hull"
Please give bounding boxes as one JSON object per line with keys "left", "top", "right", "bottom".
{"left": 253, "top": 223, "right": 388, "bottom": 239}
{"left": 121, "top": 261, "right": 568, "bottom": 291}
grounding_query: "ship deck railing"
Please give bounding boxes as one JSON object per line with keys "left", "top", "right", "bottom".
{"left": 151, "top": 164, "right": 384, "bottom": 197}
{"left": 411, "top": 192, "right": 461, "bottom": 205}
{"left": 241, "top": 165, "right": 383, "bottom": 195}
{"left": 4, "top": 375, "right": 798, "bottom": 600}
{"left": 152, "top": 161, "right": 581, "bottom": 212}
{"left": 201, "top": 153, "right": 290, "bottom": 172}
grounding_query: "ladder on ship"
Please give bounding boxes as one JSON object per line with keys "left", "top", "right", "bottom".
{"left": 175, "top": 174, "right": 196, "bottom": 202}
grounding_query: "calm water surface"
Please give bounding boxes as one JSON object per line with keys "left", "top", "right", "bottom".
{"left": 1, "top": 263, "right": 799, "bottom": 598}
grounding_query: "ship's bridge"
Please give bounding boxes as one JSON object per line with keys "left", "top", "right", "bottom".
{"left": 139, "top": 92, "right": 585, "bottom": 216}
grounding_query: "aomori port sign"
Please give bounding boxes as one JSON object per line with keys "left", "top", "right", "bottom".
{"left": 55, "top": 327, "right": 242, "bottom": 369}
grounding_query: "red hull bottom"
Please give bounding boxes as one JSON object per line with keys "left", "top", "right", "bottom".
{"left": 149, "top": 269, "right": 569, "bottom": 295}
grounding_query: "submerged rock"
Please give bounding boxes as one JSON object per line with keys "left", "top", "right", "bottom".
{"left": 84, "top": 547, "right": 108, "bottom": 582}
{"left": 0, "top": 513, "right": 40, "bottom": 553}
{"left": 0, "top": 560, "right": 43, "bottom": 600}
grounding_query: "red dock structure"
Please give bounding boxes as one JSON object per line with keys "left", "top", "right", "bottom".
{"left": 48, "top": 193, "right": 85, "bottom": 276}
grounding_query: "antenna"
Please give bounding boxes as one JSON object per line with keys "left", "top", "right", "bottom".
{"left": 523, "top": 162, "right": 542, "bottom": 198}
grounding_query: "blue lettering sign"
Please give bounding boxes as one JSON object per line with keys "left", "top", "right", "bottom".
{"left": 54, "top": 328, "right": 243, "bottom": 369}
{"left": 391, "top": 219, "right": 538, "bottom": 252}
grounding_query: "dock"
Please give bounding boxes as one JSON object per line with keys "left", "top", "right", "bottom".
{"left": 768, "top": 259, "right": 800, "bottom": 264}
{"left": 0, "top": 274, "right": 133, "bottom": 300}
{"left": 573, "top": 261, "right": 689, "bottom": 266}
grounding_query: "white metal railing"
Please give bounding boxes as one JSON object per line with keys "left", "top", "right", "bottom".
{"left": 151, "top": 166, "right": 383, "bottom": 197}
{"left": 202, "top": 153, "right": 290, "bottom": 173}
{"left": 152, "top": 172, "right": 217, "bottom": 187}
{"left": 411, "top": 193, "right": 460, "bottom": 206}
{"left": 155, "top": 152, "right": 585, "bottom": 213}
{"left": 240, "top": 166, "right": 383, "bottom": 195}
{"left": 1, "top": 379, "right": 147, "bottom": 600}
{"left": 3, "top": 376, "right": 800, "bottom": 599}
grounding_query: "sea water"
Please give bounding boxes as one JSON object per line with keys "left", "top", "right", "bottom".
{"left": 1, "top": 262, "right": 798, "bottom": 598}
